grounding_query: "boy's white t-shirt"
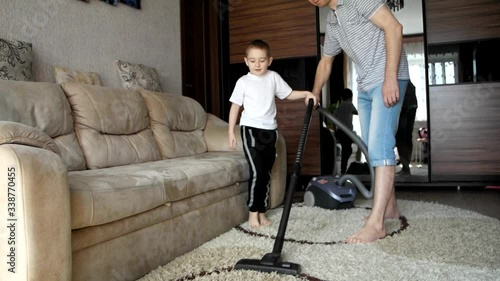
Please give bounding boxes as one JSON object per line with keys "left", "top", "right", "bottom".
{"left": 229, "top": 70, "right": 292, "bottom": 130}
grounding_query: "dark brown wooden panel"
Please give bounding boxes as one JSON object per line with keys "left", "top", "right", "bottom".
{"left": 276, "top": 99, "right": 323, "bottom": 176}
{"left": 429, "top": 83, "right": 500, "bottom": 179}
{"left": 181, "top": 0, "right": 222, "bottom": 115}
{"left": 228, "top": 0, "right": 317, "bottom": 63}
{"left": 426, "top": 0, "right": 500, "bottom": 44}
{"left": 228, "top": 1, "right": 321, "bottom": 175}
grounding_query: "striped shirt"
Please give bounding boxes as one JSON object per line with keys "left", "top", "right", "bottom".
{"left": 323, "top": 0, "right": 409, "bottom": 92}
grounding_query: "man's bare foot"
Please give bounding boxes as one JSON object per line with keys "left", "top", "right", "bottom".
{"left": 384, "top": 200, "right": 401, "bottom": 220}
{"left": 364, "top": 203, "right": 401, "bottom": 222}
{"left": 344, "top": 222, "right": 386, "bottom": 244}
{"left": 258, "top": 213, "right": 272, "bottom": 226}
{"left": 383, "top": 209, "right": 401, "bottom": 220}
{"left": 248, "top": 212, "right": 260, "bottom": 228}
{"left": 364, "top": 211, "right": 400, "bottom": 222}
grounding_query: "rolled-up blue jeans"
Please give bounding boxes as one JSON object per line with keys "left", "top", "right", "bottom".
{"left": 357, "top": 80, "right": 409, "bottom": 167}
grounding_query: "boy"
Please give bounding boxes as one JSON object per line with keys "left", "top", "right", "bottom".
{"left": 228, "top": 39, "right": 317, "bottom": 228}
{"left": 396, "top": 81, "right": 417, "bottom": 175}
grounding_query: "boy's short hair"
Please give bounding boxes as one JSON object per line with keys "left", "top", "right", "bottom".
{"left": 341, "top": 88, "right": 353, "bottom": 100}
{"left": 246, "top": 39, "right": 271, "bottom": 57}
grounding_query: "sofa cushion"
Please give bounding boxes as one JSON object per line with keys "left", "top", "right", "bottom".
{"left": 62, "top": 83, "right": 162, "bottom": 169}
{"left": 0, "top": 38, "right": 33, "bottom": 81}
{"left": 68, "top": 151, "right": 248, "bottom": 229}
{"left": 71, "top": 184, "right": 246, "bottom": 252}
{"left": 52, "top": 66, "right": 102, "bottom": 85}
{"left": 140, "top": 90, "right": 208, "bottom": 159}
{"left": 115, "top": 60, "right": 162, "bottom": 92}
{"left": 0, "top": 80, "right": 86, "bottom": 171}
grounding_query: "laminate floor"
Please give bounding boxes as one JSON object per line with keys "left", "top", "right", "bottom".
{"left": 396, "top": 186, "right": 500, "bottom": 220}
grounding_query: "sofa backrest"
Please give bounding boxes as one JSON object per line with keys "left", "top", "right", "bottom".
{"left": 140, "top": 89, "right": 207, "bottom": 159}
{"left": 61, "top": 83, "right": 162, "bottom": 169}
{"left": 0, "top": 80, "right": 86, "bottom": 171}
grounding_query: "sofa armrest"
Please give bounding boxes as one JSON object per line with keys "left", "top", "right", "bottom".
{"left": 204, "top": 113, "right": 243, "bottom": 152}
{"left": 204, "top": 113, "right": 286, "bottom": 209}
{"left": 0, "top": 121, "right": 61, "bottom": 155}
{"left": 0, "top": 144, "right": 71, "bottom": 281}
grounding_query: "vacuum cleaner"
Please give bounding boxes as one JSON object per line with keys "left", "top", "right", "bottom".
{"left": 304, "top": 175, "right": 357, "bottom": 209}
{"left": 303, "top": 107, "right": 375, "bottom": 209}
{"left": 234, "top": 100, "right": 374, "bottom": 276}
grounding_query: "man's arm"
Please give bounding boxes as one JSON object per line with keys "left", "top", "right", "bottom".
{"left": 370, "top": 5, "right": 403, "bottom": 107}
{"left": 311, "top": 55, "right": 335, "bottom": 100}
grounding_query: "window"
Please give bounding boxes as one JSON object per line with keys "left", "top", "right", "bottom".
{"left": 428, "top": 52, "right": 458, "bottom": 86}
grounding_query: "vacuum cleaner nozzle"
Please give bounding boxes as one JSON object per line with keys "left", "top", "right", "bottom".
{"left": 234, "top": 252, "right": 301, "bottom": 275}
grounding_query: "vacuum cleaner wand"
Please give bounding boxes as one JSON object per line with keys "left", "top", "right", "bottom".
{"left": 316, "top": 107, "right": 375, "bottom": 199}
{"left": 234, "top": 99, "right": 315, "bottom": 275}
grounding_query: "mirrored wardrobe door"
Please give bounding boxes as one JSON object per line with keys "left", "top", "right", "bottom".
{"left": 317, "top": 0, "right": 429, "bottom": 183}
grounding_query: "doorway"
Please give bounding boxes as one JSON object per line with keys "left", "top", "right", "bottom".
{"left": 180, "top": 0, "right": 226, "bottom": 117}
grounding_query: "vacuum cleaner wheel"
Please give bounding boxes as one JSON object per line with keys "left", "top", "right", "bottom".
{"left": 303, "top": 190, "right": 316, "bottom": 207}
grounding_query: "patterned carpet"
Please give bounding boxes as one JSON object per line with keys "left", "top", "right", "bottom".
{"left": 137, "top": 200, "right": 500, "bottom": 281}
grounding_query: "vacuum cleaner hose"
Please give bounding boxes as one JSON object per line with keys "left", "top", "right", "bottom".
{"left": 317, "top": 107, "right": 375, "bottom": 199}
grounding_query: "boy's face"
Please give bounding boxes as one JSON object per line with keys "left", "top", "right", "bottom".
{"left": 244, "top": 48, "right": 273, "bottom": 76}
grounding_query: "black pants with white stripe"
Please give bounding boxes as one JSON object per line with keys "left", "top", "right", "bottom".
{"left": 241, "top": 126, "right": 278, "bottom": 213}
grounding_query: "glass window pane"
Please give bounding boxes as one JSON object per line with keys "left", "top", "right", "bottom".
{"left": 435, "top": 63, "right": 443, "bottom": 85}
{"left": 445, "top": 62, "right": 456, "bottom": 84}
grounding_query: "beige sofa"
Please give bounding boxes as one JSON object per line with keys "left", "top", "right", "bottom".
{"left": 0, "top": 80, "right": 286, "bottom": 281}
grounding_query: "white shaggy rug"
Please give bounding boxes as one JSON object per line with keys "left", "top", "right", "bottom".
{"left": 137, "top": 200, "right": 500, "bottom": 281}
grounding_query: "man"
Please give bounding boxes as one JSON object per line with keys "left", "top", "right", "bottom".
{"left": 308, "top": 0, "right": 410, "bottom": 243}
{"left": 334, "top": 88, "right": 358, "bottom": 174}
{"left": 396, "top": 81, "right": 418, "bottom": 175}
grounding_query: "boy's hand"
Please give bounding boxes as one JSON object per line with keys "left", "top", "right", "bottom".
{"left": 228, "top": 133, "right": 237, "bottom": 150}
{"left": 304, "top": 92, "right": 319, "bottom": 107}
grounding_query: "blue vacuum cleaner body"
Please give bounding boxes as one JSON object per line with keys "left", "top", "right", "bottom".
{"left": 302, "top": 106, "right": 376, "bottom": 210}
{"left": 304, "top": 176, "right": 357, "bottom": 209}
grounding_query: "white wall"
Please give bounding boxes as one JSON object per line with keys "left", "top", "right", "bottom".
{"left": 393, "top": 0, "right": 424, "bottom": 35}
{"left": 0, "top": 0, "right": 182, "bottom": 94}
